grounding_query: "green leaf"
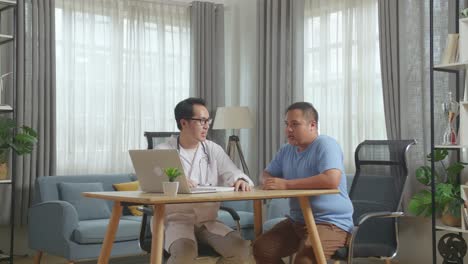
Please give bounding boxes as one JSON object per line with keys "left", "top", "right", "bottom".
{"left": 164, "top": 167, "right": 182, "bottom": 182}
{"left": 415, "top": 166, "right": 432, "bottom": 186}
{"left": 446, "top": 162, "right": 465, "bottom": 183}
{"left": 408, "top": 190, "right": 433, "bottom": 217}
{"left": 427, "top": 149, "right": 448, "bottom": 162}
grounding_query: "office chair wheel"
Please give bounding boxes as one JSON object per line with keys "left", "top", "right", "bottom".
{"left": 438, "top": 233, "right": 466, "bottom": 264}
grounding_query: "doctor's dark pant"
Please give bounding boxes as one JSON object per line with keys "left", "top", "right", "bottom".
{"left": 167, "top": 226, "right": 250, "bottom": 264}
{"left": 252, "top": 218, "right": 349, "bottom": 264}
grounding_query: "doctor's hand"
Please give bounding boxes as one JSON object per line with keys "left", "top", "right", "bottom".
{"left": 188, "top": 179, "right": 198, "bottom": 188}
{"left": 233, "top": 179, "right": 251, "bottom": 192}
{"left": 263, "top": 177, "right": 288, "bottom": 190}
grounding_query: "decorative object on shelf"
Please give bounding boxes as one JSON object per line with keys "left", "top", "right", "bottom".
{"left": 465, "top": 69, "right": 468, "bottom": 102}
{"left": 442, "top": 92, "right": 460, "bottom": 145}
{"left": 408, "top": 149, "right": 466, "bottom": 227}
{"left": 212, "top": 106, "right": 253, "bottom": 176}
{"left": 162, "top": 167, "right": 181, "bottom": 196}
{"left": 0, "top": 72, "right": 12, "bottom": 106}
{"left": 441, "top": 34, "right": 459, "bottom": 64}
{"left": 461, "top": 8, "right": 468, "bottom": 18}
{"left": 0, "top": 117, "right": 38, "bottom": 180}
{"left": 438, "top": 233, "right": 467, "bottom": 264}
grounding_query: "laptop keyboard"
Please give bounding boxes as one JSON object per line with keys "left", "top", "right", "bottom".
{"left": 191, "top": 186, "right": 235, "bottom": 193}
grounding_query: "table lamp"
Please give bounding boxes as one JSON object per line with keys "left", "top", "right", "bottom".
{"left": 212, "top": 106, "right": 253, "bottom": 176}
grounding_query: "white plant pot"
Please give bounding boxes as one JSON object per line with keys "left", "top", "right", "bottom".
{"left": 162, "top": 182, "right": 179, "bottom": 196}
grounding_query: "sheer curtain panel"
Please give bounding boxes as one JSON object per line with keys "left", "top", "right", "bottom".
{"left": 55, "top": 0, "right": 190, "bottom": 174}
{"left": 303, "top": 0, "right": 387, "bottom": 172}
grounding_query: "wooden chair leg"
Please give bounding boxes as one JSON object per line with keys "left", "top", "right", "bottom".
{"left": 385, "top": 259, "right": 392, "bottom": 264}
{"left": 33, "top": 251, "right": 43, "bottom": 264}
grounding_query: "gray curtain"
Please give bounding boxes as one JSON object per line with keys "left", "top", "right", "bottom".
{"left": 378, "top": 0, "right": 401, "bottom": 140}
{"left": 14, "top": 0, "right": 56, "bottom": 225}
{"left": 190, "top": 1, "right": 225, "bottom": 145}
{"left": 257, "top": 0, "right": 304, "bottom": 172}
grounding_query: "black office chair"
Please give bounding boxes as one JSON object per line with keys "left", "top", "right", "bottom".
{"left": 332, "top": 139, "right": 416, "bottom": 264}
{"left": 138, "top": 131, "right": 242, "bottom": 257}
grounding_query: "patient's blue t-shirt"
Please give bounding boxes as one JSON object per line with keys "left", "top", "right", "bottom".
{"left": 265, "top": 135, "right": 354, "bottom": 233}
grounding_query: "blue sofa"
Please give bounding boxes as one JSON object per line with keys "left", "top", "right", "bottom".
{"left": 28, "top": 174, "right": 145, "bottom": 263}
{"left": 28, "top": 174, "right": 256, "bottom": 263}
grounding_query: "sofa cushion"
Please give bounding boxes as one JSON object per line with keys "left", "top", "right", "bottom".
{"left": 58, "top": 182, "right": 111, "bottom": 221}
{"left": 113, "top": 181, "right": 142, "bottom": 216}
{"left": 72, "top": 219, "right": 141, "bottom": 244}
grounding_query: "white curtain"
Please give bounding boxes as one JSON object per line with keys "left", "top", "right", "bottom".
{"left": 55, "top": 0, "right": 191, "bottom": 174}
{"left": 304, "top": 0, "right": 387, "bottom": 172}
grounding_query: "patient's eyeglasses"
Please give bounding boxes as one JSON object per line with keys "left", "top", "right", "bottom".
{"left": 187, "top": 118, "right": 213, "bottom": 126}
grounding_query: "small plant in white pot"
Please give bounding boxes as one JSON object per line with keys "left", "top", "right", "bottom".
{"left": 163, "top": 167, "right": 182, "bottom": 196}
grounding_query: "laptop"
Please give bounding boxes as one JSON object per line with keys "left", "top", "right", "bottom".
{"left": 129, "top": 149, "right": 235, "bottom": 194}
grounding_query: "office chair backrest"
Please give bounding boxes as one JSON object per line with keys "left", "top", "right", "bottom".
{"left": 144, "top": 131, "right": 180, "bottom": 150}
{"left": 349, "top": 139, "right": 415, "bottom": 258}
{"left": 139, "top": 132, "right": 180, "bottom": 253}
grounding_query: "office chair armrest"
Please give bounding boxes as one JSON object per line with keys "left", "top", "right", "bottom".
{"left": 220, "top": 206, "right": 241, "bottom": 221}
{"left": 357, "top": 211, "right": 404, "bottom": 226}
{"left": 339, "top": 211, "right": 404, "bottom": 262}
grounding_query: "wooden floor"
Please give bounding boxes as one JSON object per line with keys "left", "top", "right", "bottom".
{"left": 11, "top": 253, "right": 390, "bottom": 264}
{"left": 12, "top": 253, "right": 225, "bottom": 264}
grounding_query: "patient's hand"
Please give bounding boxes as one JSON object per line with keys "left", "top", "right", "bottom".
{"left": 263, "top": 177, "right": 287, "bottom": 190}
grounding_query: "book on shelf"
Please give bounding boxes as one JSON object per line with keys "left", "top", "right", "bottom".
{"left": 441, "top": 33, "right": 459, "bottom": 64}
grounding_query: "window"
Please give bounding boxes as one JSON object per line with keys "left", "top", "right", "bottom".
{"left": 55, "top": 0, "right": 190, "bottom": 174}
{"left": 304, "top": 0, "right": 386, "bottom": 172}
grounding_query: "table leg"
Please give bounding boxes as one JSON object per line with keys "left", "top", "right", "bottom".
{"left": 298, "top": 196, "right": 326, "bottom": 264}
{"left": 98, "top": 202, "right": 123, "bottom": 264}
{"left": 253, "top": 200, "right": 263, "bottom": 238}
{"left": 151, "top": 204, "right": 166, "bottom": 264}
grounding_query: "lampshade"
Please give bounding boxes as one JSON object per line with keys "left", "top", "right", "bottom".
{"left": 212, "top": 106, "right": 253, "bottom": 130}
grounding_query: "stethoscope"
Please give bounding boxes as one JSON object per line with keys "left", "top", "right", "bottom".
{"left": 176, "top": 136, "right": 211, "bottom": 165}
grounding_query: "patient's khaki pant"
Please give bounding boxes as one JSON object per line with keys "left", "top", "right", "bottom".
{"left": 167, "top": 226, "right": 250, "bottom": 264}
{"left": 253, "top": 218, "right": 349, "bottom": 264}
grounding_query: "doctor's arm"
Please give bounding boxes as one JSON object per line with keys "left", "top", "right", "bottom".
{"left": 262, "top": 169, "right": 341, "bottom": 190}
{"left": 212, "top": 144, "right": 254, "bottom": 191}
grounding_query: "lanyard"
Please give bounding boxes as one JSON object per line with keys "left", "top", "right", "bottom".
{"left": 176, "top": 136, "right": 211, "bottom": 183}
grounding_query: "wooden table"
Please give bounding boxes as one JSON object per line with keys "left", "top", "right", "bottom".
{"left": 83, "top": 188, "right": 338, "bottom": 264}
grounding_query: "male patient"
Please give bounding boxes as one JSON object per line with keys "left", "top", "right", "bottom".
{"left": 155, "top": 97, "right": 254, "bottom": 264}
{"left": 253, "top": 102, "right": 353, "bottom": 264}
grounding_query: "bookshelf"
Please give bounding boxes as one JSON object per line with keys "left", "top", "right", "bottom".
{"left": 0, "top": 0, "right": 16, "bottom": 263}
{"left": 429, "top": 1, "right": 468, "bottom": 264}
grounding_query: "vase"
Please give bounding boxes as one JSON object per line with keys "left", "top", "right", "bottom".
{"left": 442, "top": 91, "right": 459, "bottom": 145}
{"left": 162, "top": 182, "right": 179, "bottom": 196}
{"left": 441, "top": 205, "right": 461, "bottom": 227}
{"left": 0, "top": 148, "right": 9, "bottom": 180}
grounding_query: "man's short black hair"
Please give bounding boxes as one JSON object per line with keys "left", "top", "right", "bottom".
{"left": 174, "top": 97, "right": 207, "bottom": 130}
{"left": 285, "top": 102, "right": 319, "bottom": 123}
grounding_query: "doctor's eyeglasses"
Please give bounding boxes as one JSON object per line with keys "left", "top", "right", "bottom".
{"left": 187, "top": 118, "right": 213, "bottom": 126}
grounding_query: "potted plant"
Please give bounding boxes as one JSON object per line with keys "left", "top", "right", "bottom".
{"left": 0, "top": 117, "right": 38, "bottom": 180}
{"left": 408, "top": 149, "right": 466, "bottom": 227}
{"left": 162, "top": 167, "right": 182, "bottom": 196}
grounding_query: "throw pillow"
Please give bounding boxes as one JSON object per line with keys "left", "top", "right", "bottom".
{"left": 112, "top": 181, "right": 142, "bottom": 216}
{"left": 58, "top": 182, "right": 111, "bottom": 221}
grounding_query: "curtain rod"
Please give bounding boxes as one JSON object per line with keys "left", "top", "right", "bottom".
{"left": 130, "top": 0, "right": 227, "bottom": 8}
